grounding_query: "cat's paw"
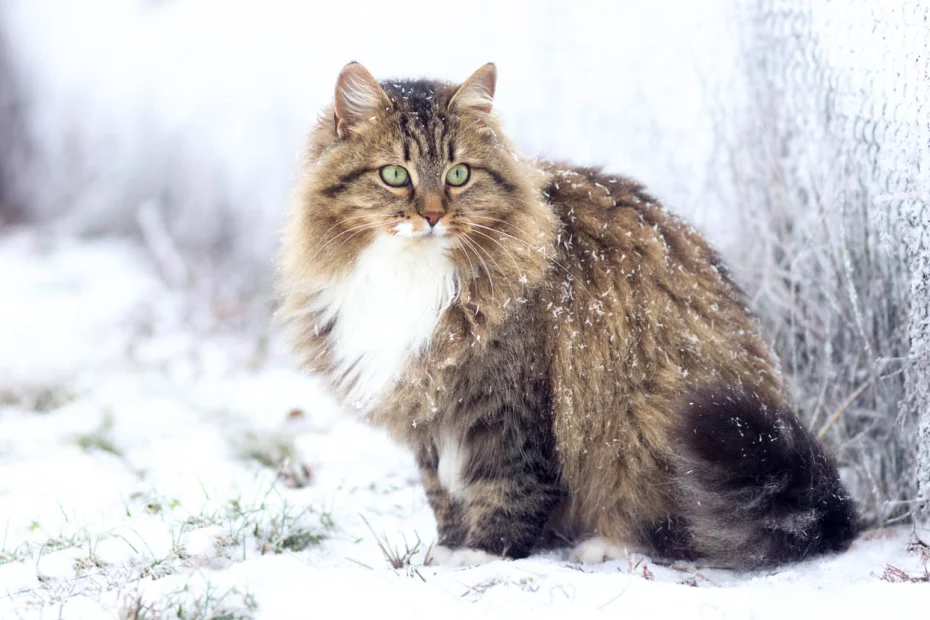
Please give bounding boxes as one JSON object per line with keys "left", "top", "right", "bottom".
{"left": 569, "top": 537, "right": 628, "bottom": 564}
{"left": 426, "top": 545, "right": 502, "bottom": 567}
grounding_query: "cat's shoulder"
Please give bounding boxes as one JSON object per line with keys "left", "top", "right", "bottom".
{"left": 535, "top": 161, "right": 665, "bottom": 226}
{"left": 534, "top": 161, "right": 679, "bottom": 244}
{"left": 532, "top": 160, "right": 734, "bottom": 292}
{"left": 538, "top": 162, "right": 647, "bottom": 205}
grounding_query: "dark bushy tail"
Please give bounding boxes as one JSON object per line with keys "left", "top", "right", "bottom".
{"left": 672, "top": 385, "right": 857, "bottom": 569}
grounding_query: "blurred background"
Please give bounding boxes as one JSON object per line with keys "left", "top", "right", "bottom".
{"left": 1, "top": 0, "right": 928, "bottom": 527}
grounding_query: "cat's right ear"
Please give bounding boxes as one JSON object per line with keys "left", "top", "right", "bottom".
{"left": 333, "top": 62, "right": 392, "bottom": 139}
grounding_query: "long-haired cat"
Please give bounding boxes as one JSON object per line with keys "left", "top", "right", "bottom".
{"left": 277, "top": 62, "right": 856, "bottom": 568}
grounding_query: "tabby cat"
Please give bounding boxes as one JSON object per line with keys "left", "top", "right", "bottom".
{"left": 277, "top": 62, "right": 856, "bottom": 568}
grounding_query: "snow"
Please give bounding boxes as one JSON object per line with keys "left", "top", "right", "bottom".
{"left": 1, "top": 233, "right": 927, "bottom": 618}
{"left": 2, "top": 0, "right": 929, "bottom": 614}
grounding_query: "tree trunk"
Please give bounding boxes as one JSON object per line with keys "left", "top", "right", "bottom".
{"left": 906, "top": 202, "right": 930, "bottom": 545}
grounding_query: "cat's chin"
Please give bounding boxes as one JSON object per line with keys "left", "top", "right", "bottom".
{"left": 388, "top": 229, "right": 456, "bottom": 253}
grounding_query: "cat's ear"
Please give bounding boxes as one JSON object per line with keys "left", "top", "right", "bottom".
{"left": 449, "top": 63, "right": 497, "bottom": 114}
{"left": 334, "top": 62, "right": 391, "bottom": 138}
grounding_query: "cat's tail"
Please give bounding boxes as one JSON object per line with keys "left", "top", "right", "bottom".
{"left": 671, "top": 385, "right": 857, "bottom": 569}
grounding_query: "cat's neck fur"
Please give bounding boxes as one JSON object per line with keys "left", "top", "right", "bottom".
{"left": 307, "top": 233, "right": 459, "bottom": 412}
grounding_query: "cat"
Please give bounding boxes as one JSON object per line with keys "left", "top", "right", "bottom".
{"left": 277, "top": 62, "right": 857, "bottom": 568}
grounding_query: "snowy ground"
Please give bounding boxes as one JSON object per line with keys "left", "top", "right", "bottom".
{"left": 1, "top": 231, "right": 928, "bottom": 619}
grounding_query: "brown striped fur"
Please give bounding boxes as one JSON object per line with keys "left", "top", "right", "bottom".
{"left": 277, "top": 63, "right": 855, "bottom": 567}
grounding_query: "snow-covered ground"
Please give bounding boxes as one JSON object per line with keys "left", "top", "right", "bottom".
{"left": 1, "top": 232, "right": 927, "bottom": 618}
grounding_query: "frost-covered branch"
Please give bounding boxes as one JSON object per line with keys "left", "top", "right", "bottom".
{"left": 903, "top": 202, "right": 930, "bottom": 543}
{"left": 714, "top": 0, "right": 925, "bottom": 525}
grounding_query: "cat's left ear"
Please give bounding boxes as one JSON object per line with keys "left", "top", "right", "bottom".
{"left": 449, "top": 63, "right": 497, "bottom": 114}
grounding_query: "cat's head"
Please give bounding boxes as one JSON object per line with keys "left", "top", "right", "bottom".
{"left": 285, "top": 63, "right": 554, "bottom": 296}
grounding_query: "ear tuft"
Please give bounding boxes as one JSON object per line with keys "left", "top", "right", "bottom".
{"left": 334, "top": 62, "right": 391, "bottom": 138}
{"left": 449, "top": 63, "right": 497, "bottom": 114}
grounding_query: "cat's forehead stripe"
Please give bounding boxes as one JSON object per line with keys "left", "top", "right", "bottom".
{"left": 383, "top": 79, "right": 453, "bottom": 163}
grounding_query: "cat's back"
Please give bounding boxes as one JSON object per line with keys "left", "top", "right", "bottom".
{"left": 533, "top": 162, "right": 785, "bottom": 522}
{"left": 539, "top": 163, "right": 726, "bottom": 291}
{"left": 536, "top": 161, "right": 781, "bottom": 398}
{"left": 536, "top": 162, "right": 751, "bottom": 349}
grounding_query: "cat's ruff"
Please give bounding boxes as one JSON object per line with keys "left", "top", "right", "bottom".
{"left": 307, "top": 234, "right": 458, "bottom": 412}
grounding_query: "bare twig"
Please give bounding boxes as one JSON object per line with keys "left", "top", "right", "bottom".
{"left": 875, "top": 563, "right": 930, "bottom": 583}
{"left": 136, "top": 200, "right": 190, "bottom": 289}
{"left": 817, "top": 377, "right": 875, "bottom": 439}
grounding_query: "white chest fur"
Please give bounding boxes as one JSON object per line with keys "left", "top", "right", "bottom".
{"left": 311, "top": 234, "right": 459, "bottom": 412}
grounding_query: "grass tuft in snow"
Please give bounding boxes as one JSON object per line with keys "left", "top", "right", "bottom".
{"left": 236, "top": 432, "right": 313, "bottom": 489}
{"left": 237, "top": 432, "right": 295, "bottom": 470}
{"left": 122, "top": 582, "right": 258, "bottom": 620}
{"left": 74, "top": 411, "right": 123, "bottom": 458}
{"left": 0, "top": 383, "right": 73, "bottom": 413}
{"left": 361, "top": 515, "right": 427, "bottom": 575}
{"left": 216, "top": 495, "right": 327, "bottom": 558}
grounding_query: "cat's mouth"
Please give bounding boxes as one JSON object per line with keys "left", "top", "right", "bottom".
{"left": 392, "top": 220, "right": 451, "bottom": 239}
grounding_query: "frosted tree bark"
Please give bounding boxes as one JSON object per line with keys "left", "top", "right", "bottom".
{"left": 906, "top": 203, "right": 930, "bottom": 545}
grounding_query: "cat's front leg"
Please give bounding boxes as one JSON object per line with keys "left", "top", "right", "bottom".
{"left": 415, "top": 447, "right": 467, "bottom": 549}
{"left": 444, "top": 410, "right": 561, "bottom": 561}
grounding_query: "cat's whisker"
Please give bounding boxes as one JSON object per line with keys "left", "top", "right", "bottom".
{"left": 333, "top": 224, "right": 390, "bottom": 253}
{"left": 453, "top": 238, "right": 488, "bottom": 302}
{"left": 308, "top": 221, "right": 387, "bottom": 263}
{"left": 461, "top": 231, "right": 518, "bottom": 301}
{"left": 467, "top": 222, "right": 593, "bottom": 297}
{"left": 314, "top": 213, "right": 381, "bottom": 247}
{"left": 467, "top": 215, "right": 557, "bottom": 268}
{"left": 467, "top": 228, "right": 523, "bottom": 275}
{"left": 458, "top": 234, "right": 496, "bottom": 300}
{"left": 312, "top": 220, "right": 379, "bottom": 253}
{"left": 466, "top": 230, "right": 523, "bottom": 298}
{"left": 452, "top": 238, "right": 478, "bottom": 283}
{"left": 467, "top": 217, "right": 560, "bottom": 260}
{"left": 466, "top": 214, "right": 510, "bottom": 225}
{"left": 466, "top": 222, "right": 542, "bottom": 254}
{"left": 467, "top": 214, "right": 535, "bottom": 236}
{"left": 458, "top": 235, "right": 493, "bottom": 298}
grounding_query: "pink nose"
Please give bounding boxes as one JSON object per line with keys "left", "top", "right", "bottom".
{"left": 422, "top": 212, "right": 443, "bottom": 227}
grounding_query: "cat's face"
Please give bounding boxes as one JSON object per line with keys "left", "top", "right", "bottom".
{"left": 292, "top": 63, "right": 550, "bottom": 286}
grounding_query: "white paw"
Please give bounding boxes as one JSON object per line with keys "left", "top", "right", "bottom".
{"left": 569, "top": 537, "right": 629, "bottom": 564}
{"left": 425, "top": 544, "right": 454, "bottom": 565}
{"left": 426, "top": 544, "right": 502, "bottom": 567}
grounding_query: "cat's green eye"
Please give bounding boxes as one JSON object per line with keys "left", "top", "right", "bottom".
{"left": 446, "top": 164, "right": 471, "bottom": 187}
{"left": 380, "top": 165, "right": 409, "bottom": 187}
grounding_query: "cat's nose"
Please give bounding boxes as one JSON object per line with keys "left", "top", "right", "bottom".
{"left": 421, "top": 212, "right": 443, "bottom": 227}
